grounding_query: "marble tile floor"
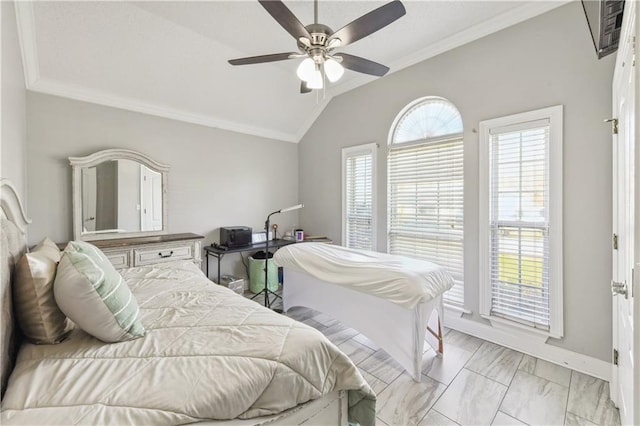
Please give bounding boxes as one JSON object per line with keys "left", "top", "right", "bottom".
{"left": 283, "top": 305, "right": 621, "bottom": 426}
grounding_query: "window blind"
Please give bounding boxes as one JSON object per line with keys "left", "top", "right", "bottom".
{"left": 388, "top": 136, "right": 464, "bottom": 306}
{"left": 489, "top": 121, "right": 550, "bottom": 330}
{"left": 345, "top": 150, "right": 374, "bottom": 250}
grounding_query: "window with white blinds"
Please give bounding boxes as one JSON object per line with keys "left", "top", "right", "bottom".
{"left": 479, "top": 106, "right": 563, "bottom": 338}
{"left": 342, "top": 143, "right": 377, "bottom": 250}
{"left": 388, "top": 97, "right": 464, "bottom": 308}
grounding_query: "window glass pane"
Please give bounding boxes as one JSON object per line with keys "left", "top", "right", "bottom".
{"left": 344, "top": 148, "right": 374, "bottom": 250}
{"left": 393, "top": 99, "right": 463, "bottom": 144}
{"left": 491, "top": 226, "right": 549, "bottom": 326}
{"left": 388, "top": 98, "right": 464, "bottom": 307}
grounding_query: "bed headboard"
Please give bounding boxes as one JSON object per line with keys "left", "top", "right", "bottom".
{"left": 0, "top": 179, "right": 31, "bottom": 398}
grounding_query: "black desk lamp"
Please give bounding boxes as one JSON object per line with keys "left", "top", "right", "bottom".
{"left": 251, "top": 203, "right": 304, "bottom": 310}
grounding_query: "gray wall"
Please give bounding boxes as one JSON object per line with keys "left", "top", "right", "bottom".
{"left": 298, "top": 3, "right": 615, "bottom": 362}
{"left": 26, "top": 93, "right": 300, "bottom": 280}
{"left": 1, "top": 1, "right": 27, "bottom": 199}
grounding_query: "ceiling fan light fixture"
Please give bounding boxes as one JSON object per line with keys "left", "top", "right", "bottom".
{"left": 296, "top": 57, "right": 316, "bottom": 82}
{"left": 324, "top": 58, "right": 344, "bottom": 83}
{"left": 307, "top": 70, "right": 324, "bottom": 89}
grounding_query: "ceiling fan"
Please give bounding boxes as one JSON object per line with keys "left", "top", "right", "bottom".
{"left": 228, "top": 0, "right": 406, "bottom": 93}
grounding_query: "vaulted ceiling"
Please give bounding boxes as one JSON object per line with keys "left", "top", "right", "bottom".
{"left": 16, "top": 1, "right": 566, "bottom": 142}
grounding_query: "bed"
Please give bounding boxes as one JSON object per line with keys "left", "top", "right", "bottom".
{"left": 274, "top": 243, "right": 454, "bottom": 382}
{"left": 0, "top": 179, "right": 375, "bottom": 425}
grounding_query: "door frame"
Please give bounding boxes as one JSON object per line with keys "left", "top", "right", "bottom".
{"left": 610, "top": 1, "right": 639, "bottom": 423}
{"left": 635, "top": 1, "right": 640, "bottom": 419}
{"left": 630, "top": 2, "right": 639, "bottom": 422}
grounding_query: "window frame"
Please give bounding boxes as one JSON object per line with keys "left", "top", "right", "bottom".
{"left": 341, "top": 142, "right": 378, "bottom": 250}
{"left": 478, "top": 105, "right": 564, "bottom": 338}
{"left": 387, "top": 96, "right": 465, "bottom": 309}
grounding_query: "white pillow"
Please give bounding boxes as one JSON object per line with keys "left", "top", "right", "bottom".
{"left": 54, "top": 241, "right": 144, "bottom": 343}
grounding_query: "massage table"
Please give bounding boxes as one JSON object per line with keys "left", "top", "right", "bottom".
{"left": 274, "top": 243, "right": 454, "bottom": 382}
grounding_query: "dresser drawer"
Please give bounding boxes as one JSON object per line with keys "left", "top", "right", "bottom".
{"left": 104, "top": 251, "right": 131, "bottom": 269}
{"left": 134, "top": 245, "right": 193, "bottom": 266}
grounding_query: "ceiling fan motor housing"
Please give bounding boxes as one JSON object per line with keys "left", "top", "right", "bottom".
{"left": 300, "top": 23, "right": 333, "bottom": 49}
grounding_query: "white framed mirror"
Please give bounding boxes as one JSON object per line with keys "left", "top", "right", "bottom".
{"left": 69, "top": 149, "right": 169, "bottom": 241}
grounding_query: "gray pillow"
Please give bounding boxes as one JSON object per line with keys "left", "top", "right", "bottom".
{"left": 14, "top": 238, "right": 70, "bottom": 344}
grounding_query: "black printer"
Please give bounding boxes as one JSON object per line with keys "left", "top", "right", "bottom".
{"left": 219, "top": 226, "right": 252, "bottom": 248}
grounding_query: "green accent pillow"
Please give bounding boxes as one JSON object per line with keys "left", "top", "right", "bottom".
{"left": 54, "top": 241, "right": 144, "bottom": 342}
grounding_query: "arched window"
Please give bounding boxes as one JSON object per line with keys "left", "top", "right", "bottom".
{"left": 392, "top": 98, "right": 463, "bottom": 143}
{"left": 388, "top": 97, "right": 464, "bottom": 307}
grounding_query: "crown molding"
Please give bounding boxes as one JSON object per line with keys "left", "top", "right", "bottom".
{"left": 391, "top": 1, "right": 569, "bottom": 76}
{"left": 15, "top": 1, "right": 40, "bottom": 87}
{"left": 15, "top": 1, "right": 569, "bottom": 144}
{"left": 28, "top": 78, "right": 300, "bottom": 143}
{"left": 329, "top": 1, "right": 569, "bottom": 97}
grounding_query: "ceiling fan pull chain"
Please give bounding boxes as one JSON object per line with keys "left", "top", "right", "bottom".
{"left": 322, "top": 62, "right": 326, "bottom": 99}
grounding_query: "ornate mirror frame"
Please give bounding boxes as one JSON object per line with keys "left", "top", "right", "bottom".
{"left": 69, "top": 149, "right": 169, "bottom": 241}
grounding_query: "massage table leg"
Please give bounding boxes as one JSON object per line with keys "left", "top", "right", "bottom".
{"left": 425, "top": 300, "right": 444, "bottom": 358}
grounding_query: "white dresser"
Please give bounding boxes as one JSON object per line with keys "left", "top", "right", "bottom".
{"left": 90, "top": 233, "right": 204, "bottom": 270}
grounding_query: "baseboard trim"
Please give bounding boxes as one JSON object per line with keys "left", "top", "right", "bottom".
{"left": 444, "top": 312, "right": 611, "bottom": 383}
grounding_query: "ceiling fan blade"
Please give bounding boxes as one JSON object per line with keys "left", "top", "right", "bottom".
{"left": 328, "top": 0, "right": 406, "bottom": 47}
{"left": 300, "top": 81, "right": 312, "bottom": 94}
{"left": 337, "top": 53, "right": 390, "bottom": 77}
{"left": 259, "top": 0, "right": 311, "bottom": 41}
{"left": 228, "top": 52, "right": 298, "bottom": 65}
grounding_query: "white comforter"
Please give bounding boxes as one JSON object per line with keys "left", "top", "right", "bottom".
{"left": 1, "top": 261, "right": 374, "bottom": 425}
{"left": 274, "top": 243, "right": 454, "bottom": 309}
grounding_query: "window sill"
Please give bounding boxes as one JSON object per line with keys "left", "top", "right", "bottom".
{"left": 444, "top": 303, "right": 472, "bottom": 317}
{"left": 480, "top": 314, "right": 561, "bottom": 342}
